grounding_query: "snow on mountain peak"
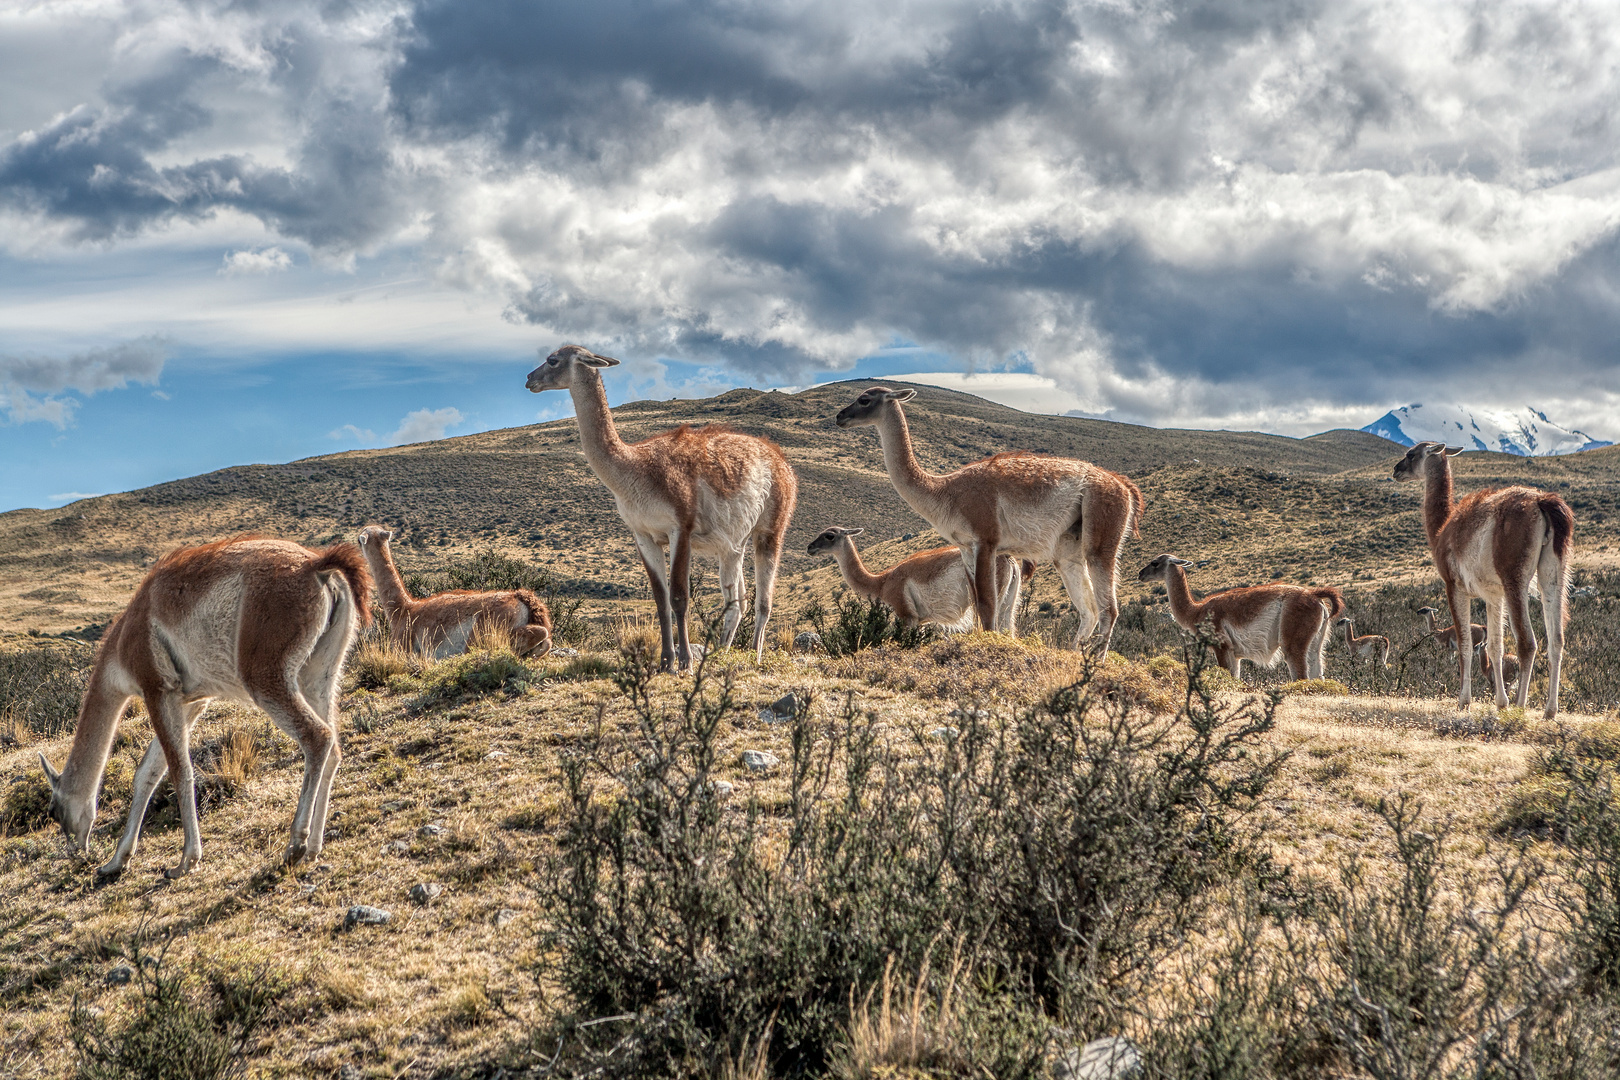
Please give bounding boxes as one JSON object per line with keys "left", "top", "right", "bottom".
{"left": 1361, "top": 403, "right": 1612, "bottom": 456}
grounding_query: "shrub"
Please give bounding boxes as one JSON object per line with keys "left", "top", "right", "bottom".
{"left": 800, "top": 591, "right": 933, "bottom": 658}
{"left": 70, "top": 945, "right": 282, "bottom": 1080}
{"left": 1, "top": 770, "right": 54, "bottom": 836}
{"left": 0, "top": 639, "right": 94, "bottom": 738}
{"left": 530, "top": 637, "right": 1282, "bottom": 1077}
{"left": 420, "top": 647, "right": 531, "bottom": 700}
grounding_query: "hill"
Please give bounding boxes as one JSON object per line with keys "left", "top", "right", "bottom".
{"left": 4, "top": 378, "right": 1616, "bottom": 640}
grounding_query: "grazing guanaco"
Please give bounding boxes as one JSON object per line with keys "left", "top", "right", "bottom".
{"left": 39, "top": 537, "right": 370, "bottom": 879}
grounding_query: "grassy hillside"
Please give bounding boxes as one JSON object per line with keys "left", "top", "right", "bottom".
{"left": 3, "top": 379, "right": 1617, "bottom": 641}
{"left": 5, "top": 384, "right": 1620, "bottom": 1078}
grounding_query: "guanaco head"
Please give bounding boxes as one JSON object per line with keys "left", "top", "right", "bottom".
{"left": 807, "top": 526, "right": 863, "bottom": 556}
{"left": 38, "top": 753, "right": 93, "bottom": 854}
{"left": 356, "top": 525, "right": 394, "bottom": 553}
{"left": 527, "top": 344, "right": 619, "bottom": 393}
{"left": 1392, "top": 441, "right": 1463, "bottom": 482}
{"left": 1136, "top": 554, "right": 1194, "bottom": 583}
{"left": 835, "top": 386, "right": 916, "bottom": 428}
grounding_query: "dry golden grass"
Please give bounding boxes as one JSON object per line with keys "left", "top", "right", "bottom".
{"left": 833, "top": 942, "right": 973, "bottom": 1080}
{"left": 3, "top": 627, "right": 1617, "bottom": 1076}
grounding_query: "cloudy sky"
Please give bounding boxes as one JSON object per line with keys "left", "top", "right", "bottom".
{"left": 3, "top": 0, "right": 1619, "bottom": 511}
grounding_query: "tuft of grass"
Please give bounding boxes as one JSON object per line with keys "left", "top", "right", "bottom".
{"left": 346, "top": 637, "right": 423, "bottom": 692}
{"left": 1, "top": 769, "right": 54, "bottom": 836}
{"left": 420, "top": 647, "right": 531, "bottom": 700}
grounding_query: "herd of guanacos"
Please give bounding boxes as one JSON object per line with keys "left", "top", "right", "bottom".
{"left": 36, "top": 344, "right": 1576, "bottom": 880}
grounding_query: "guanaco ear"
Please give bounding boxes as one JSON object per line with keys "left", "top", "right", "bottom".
{"left": 39, "top": 752, "right": 60, "bottom": 791}
{"left": 1443, "top": 445, "right": 1464, "bottom": 456}
{"left": 581, "top": 352, "right": 620, "bottom": 368}
{"left": 1169, "top": 556, "right": 1196, "bottom": 568}
{"left": 845, "top": 527, "right": 864, "bottom": 538}
{"left": 886, "top": 388, "right": 917, "bottom": 403}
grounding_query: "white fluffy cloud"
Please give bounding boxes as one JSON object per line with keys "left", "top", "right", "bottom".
{"left": 388, "top": 406, "right": 463, "bottom": 445}
{"left": 3, "top": 0, "right": 1620, "bottom": 437}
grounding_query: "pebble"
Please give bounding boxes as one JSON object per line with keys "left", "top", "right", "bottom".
{"left": 948, "top": 707, "right": 989, "bottom": 723}
{"left": 769, "top": 693, "right": 799, "bottom": 716}
{"left": 709, "top": 780, "right": 735, "bottom": 798}
{"left": 494, "top": 908, "right": 520, "bottom": 928}
{"left": 380, "top": 799, "right": 411, "bottom": 813}
{"left": 409, "top": 882, "right": 443, "bottom": 905}
{"left": 344, "top": 905, "right": 392, "bottom": 929}
{"left": 928, "top": 726, "right": 960, "bottom": 741}
{"left": 418, "top": 822, "right": 446, "bottom": 838}
{"left": 339, "top": 1065, "right": 363, "bottom": 1080}
{"left": 384, "top": 840, "right": 411, "bottom": 856}
{"left": 741, "top": 750, "right": 779, "bottom": 772}
{"left": 106, "top": 966, "right": 134, "bottom": 986}
{"left": 792, "top": 631, "right": 823, "bottom": 653}
{"left": 551, "top": 647, "right": 580, "bottom": 657}
{"left": 484, "top": 750, "right": 508, "bottom": 760}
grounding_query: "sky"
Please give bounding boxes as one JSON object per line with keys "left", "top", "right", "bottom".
{"left": 3, "top": 0, "right": 1619, "bottom": 512}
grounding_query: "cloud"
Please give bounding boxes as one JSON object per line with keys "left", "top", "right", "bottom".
{"left": 220, "top": 247, "right": 293, "bottom": 276}
{"left": 4, "top": 1, "right": 1620, "bottom": 438}
{"left": 388, "top": 407, "right": 463, "bottom": 445}
{"left": 328, "top": 423, "right": 377, "bottom": 442}
{"left": 0, "top": 337, "right": 167, "bottom": 427}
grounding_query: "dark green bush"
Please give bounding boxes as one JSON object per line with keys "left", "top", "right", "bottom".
{"left": 799, "top": 591, "right": 935, "bottom": 658}
{"left": 529, "top": 639, "right": 1281, "bottom": 1077}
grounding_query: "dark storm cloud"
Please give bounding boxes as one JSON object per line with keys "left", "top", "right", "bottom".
{"left": 0, "top": 338, "right": 167, "bottom": 427}
{"left": 4, "top": 0, "right": 1619, "bottom": 431}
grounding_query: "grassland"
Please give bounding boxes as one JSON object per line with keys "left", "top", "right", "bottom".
{"left": 3, "top": 384, "right": 1620, "bottom": 1078}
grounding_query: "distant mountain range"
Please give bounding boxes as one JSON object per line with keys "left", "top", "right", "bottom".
{"left": 1361, "top": 403, "right": 1613, "bottom": 457}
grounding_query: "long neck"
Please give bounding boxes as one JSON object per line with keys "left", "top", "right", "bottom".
{"left": 567, "top": 369, "right": 635, "bottom": 489}
{"left": 1423, "top": 610, "right": 1440, "bottom": 634}
{"left": 363, "top": 541, "right": 418, "bottom": 614}
{"left": 1421, "top": 455, "right": 1455, "bottom": 547}
{"left": 874, "top": 406, "right": 942, "bottom": 505}
{"left": 1341, "top": 620, "right": 1356, "bottom": 646}
{"left": 1163, "top": 566, "right": 1206, "bottom": 629}
{"left": 59, "top": 652, "right": 130, "bottom": 815}
{"left": 831, "top": 542, "right": 884, "bottom": 597}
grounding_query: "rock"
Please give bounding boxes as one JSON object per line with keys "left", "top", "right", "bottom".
{"left": 418, "top": 822, "right": 446, "bottom": 838}
{"left": 769, "top": 693, "right": 799, "bottom": 716}
{"left": 948, "top": 707, "right": 989, "bottom": 723}
{"left": 409, "top": 882, "right": 443, "bottom": 905}
{"left": 106, "top": 966, "right": 134, "bottom": 986}
{"left": 792, "top": 631, "right": 823, "bottom": 653}
{"left": 384, "top": 840, "right": 411, "bottom": 856}
{"left": 343, "top": 905, "right": 392, "bottom": 929}
{"left": 484, "top": 750, "right": 508, "bottom": 760}
{"left": 1052, "top": 1036, "right": 1143, "bottom": 1080}
{"left": 380, "top": 799, "right": 410, "bottom": 814}
{"left": 709, "top": 780, "right": 735, "bottom": 798}
{"left": 902, "top": 533, "right": 915, "bottom": 541}
{"left": 552, "top": 647, "right": 580, "bottom": 657}
{"left": 494, "top": 908, "right": 520, "bottom": 928}
{"left": 741, "top": 750, "right": 779, "bottom": 772}
{"left": 928, "top": 726, "right": 960, "bottom": 741}
{"left": 339, "top": 1065, "right": 363, "bottom": 1080}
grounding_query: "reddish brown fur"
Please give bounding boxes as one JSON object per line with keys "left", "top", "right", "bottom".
{"left": 357, "top": 527, "right": 551, "bottom": 657}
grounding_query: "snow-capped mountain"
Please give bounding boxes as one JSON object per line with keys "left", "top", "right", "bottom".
{"left": 1361, "top": 403, "right": 1612, "bottom": 457}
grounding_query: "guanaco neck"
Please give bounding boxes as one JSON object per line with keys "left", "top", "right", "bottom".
{"left": 1421, "top": 454, "right": 1455, "bottom": 549}
{"left": 1341, "top": 620, "right": 1357, "bottom": 646}
{"left": 1162, "top": 565, "right": 1208, "bottom": 630}
{"left": 873, "top": 404, "right": 944, "bottom": 510}
{"left": 59, "top": 645, "right": 130, "bottom": 812}
{"left": 566, "top": 368, "right": 637, "bottom": 493}
{"left": 361, "top": 539, "right": 418, "bottom": 616}
{"left": 830, "top": 540, "right": 885, "bottom": 597}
